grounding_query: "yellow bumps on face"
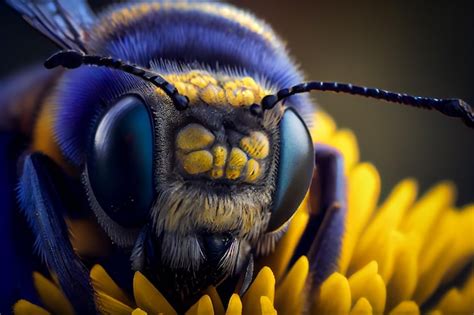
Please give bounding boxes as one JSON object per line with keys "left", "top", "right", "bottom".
{"left": 182, "top": 150, "right": 214, "bottom": 175}
{"left": 245, "top": 159, "right": 261, "bottom": 183}
{"left": 157, "top": 70, "right": 269, "bottom": 107}
{"left": 176, "top": 124, "right": 215, "bottom": 152}
{"left": 211, "top": 167, "right": 224, "bottom": 179}
{"left": 241, "top": 89, "right": 255, "bottom": 105}
{"left": 226, "top": 148, "right": 248, "bottom": 180}
{"left": 210, "top": 145, "right": 227, "bottom": 179}
{"left": 223, "top": 79, "right": 262, "bottom": 107}
{"left": 212, "top": 145, "right": 228, "bottom": 167}
{"left": 241, "top": 77, "right": 259, "bottom": 90}
{"left": 225, "top": 87, "right": 243, "bottom": 107}
{"left": 201, "top": 85, "right": 226, "bottom": 104}
{"left": 174, "top": 82, "right": 199, "bottom": 103}
{"left": 240, "top": 132, "right": 270, "bottom": 159}
{"left": 190, "top": 75, "right": 213, "bottom": 89}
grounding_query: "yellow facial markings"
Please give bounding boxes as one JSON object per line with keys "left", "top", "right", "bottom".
{"left": 241, "top": 89, "right": 255, "bottom": 105}
{"left": 240, "top": 131, "right": 270, "bottom": 159}
{"left": 155, "top": 71, "right": 270, "bottom": 107}
{"left": 212, "top": 145, "right": 228, "bottom": 167}
{"left": 209, "top": 145, "right": 228, "bottom": 179}
{"left": 210, "top": 167, "right": 224, "bottom": 179}
{"left": 226, "top": 148, "right": 248, "bottom": 180}
{"left": 174, "top": 82, "right": 199, "bottom": 103}
{"left": 182, "top": 150, "right": 214, "bottom": 175}
{"left": 176, "top": 124, "right": 215, "bottom": 152}
{"left": 200, "top": 85, "right": 226, "bottom": 105}
{"left": 245, "top": 159, "right": 261, "bottom": 183}
{"left": 175, "top": 124, "right": 269, "bottom": 182}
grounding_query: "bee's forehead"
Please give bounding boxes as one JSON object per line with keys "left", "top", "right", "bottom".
{"left": 155, "top": 70, "right": 271, "bottom": 108}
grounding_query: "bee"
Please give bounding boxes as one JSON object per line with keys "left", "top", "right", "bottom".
{"left": 1, "top": 0, "right": 472, "bottom": 313}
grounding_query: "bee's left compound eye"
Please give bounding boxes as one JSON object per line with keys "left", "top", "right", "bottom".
{"left": 87, "top": 96, "right": 154, "bottom": 227}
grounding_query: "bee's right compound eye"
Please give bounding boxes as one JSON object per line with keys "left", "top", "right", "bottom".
{"left": 87, "top": 96, "right": 154, "bottom": 227}
{"left": 267, "top": 108, "right": 315, "bottom": 232}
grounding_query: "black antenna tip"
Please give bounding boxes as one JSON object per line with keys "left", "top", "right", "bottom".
{"left": 173, "top": 94, "right": 189, "bottom": 111}
{"left": 44, "top": 50, "right": 84, "bottom": 69}
{"left": 261, "top": 95, "right": 278, "bottom": 109}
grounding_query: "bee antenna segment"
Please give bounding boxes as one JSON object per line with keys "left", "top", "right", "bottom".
{"left": 262, "top": 81, "right": 474, "bottom": 128}
{"left": 44, "top": 50, "right": 189, "bottom": 111}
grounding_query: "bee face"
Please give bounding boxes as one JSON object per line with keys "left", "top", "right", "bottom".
{"left": 80, "top": 70, "right": 293, "bottom": 305}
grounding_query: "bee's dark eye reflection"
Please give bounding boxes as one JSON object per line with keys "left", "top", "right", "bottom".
{"left": 87, "top": 96, "right": 154, "bottom": 227}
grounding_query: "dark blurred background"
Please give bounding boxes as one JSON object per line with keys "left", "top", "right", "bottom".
{"left": 0, "top": 1, "right": 473, "bottom": 205}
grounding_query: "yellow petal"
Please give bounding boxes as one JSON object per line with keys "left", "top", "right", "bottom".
{"left": 13, "top": 300, "right": 51, "bottom": 315}
{"left": 339, "top": 163, "right": 381, "bottom": 274}
{"left": 417, "top": 210, "right": 454, "bottom": 277}
{"left": 414, "top": 206, "right": 474, "bottom": 304}
{"left": 33, "top": 272, "right": 74, "bottom": 315}
{"left": 348, "top": 261, "right": 386, "bottom": 314}
{"left": 349, "top": 179, "right": 417, "bottom": 280}
{"left": 327, "top": 129, "right": 359, "bottom": 173}
{"left": 386, "top": 235, "right": 420, "bottom": 310}
{"left": 185, "top": 295, "right": 214, "bottom": 315}
{"left": 311, "top": 272, "right": 351, "bottom": 315}
{"left": 225, "top": 294, "right": 242, "bottom": 315}
{"left": 275, "top": 256, "right": 309, "bottom": 315}
{"left": 131, "top": 309, "right": 148, "bottom": 315}
{"left": 262, "top": 199, "right": 310, "bottom": 281}
{"left": 433, "top": 270, "right": 474, "bottom": 314}
{"left": 205, "top": 286, "right": 225, "bottom": 315}
{"left": 310, "top": 110, "right": 337, "bottom": 143}
{"left": 260, "top": 296, "right": 277, "bottom": 315}
{"left": 349, "top": 298, "right": 373, "bottom": 315}
{"left": 95, "top": 291, "right": 134, "bottom": 315}
{"left": 389, "top": 301, "right": 419, "bottom": 315}
{"left": 459, "top": 272, "right": 474, "bottom": 310}
{"left": 91, "top": 264, "right": 133, "bottom": 306}
{"left": 434, "top": 289, "right": 464, "bottom": 314}
{"left": 440, "top": 205, "right": 474, "bottom": 283}
{"left": 242, "top": 267, "right": 275, "bottom": 315}
{"left": 133, "top": 271, "right": 177, "bottom": 315}
{"left": 401, "top": 182, "right": 455, "bottom": 248}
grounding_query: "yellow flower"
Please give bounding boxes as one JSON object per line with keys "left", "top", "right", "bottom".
{"left": 14, "top": 111, "right": 474, "bottom": 315}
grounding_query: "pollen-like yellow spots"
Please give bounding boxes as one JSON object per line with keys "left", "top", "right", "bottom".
{"left": 240, "top": 132, "right": 270, "bottom": 159}
{"left": 226, "top": 148, "right": 248, "bottom": 180}
{"left": 176, "top": 124, "right": 215, "bottom": 152}
{"left": 212, "top": 145, "right": 228, "bottom": 167}
{"left": 223, "top": 78, "right": 262, "bottom": 107}
{"left": 209, "top": 145, "right": 228, "bottom": 179}
{"left": 174, "top": 82, "right": 199, "bottom": 103}
{"left": 154, "top": 70, "right": 270, "bottom": 107}
{"left": 210, "top": 167, "right": 224, "bottom": 179}
{"left": 176, "top": 123, "right": 269, "bottom": 182}
{"left": 182, "top": 150, "right": 214, "bottom": 175}
{"left": 241, "top": 89, "right": 255, "bottom": 105}
{"left": 245, "top": 159, "right": 261, "bottom": 182}
{"left": 200, "top": 85, "right": 226, "bottom": 104}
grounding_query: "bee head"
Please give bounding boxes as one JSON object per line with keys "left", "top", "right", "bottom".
{"left": 47, "top": 51, "right": 314, "bottom": 308}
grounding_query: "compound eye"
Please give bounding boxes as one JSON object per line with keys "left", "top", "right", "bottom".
{"left": 87, "top": 96, "right": 154, "bottom": 227}
{"left": 267, "top": 108, "right": 315, "bottom": 232}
